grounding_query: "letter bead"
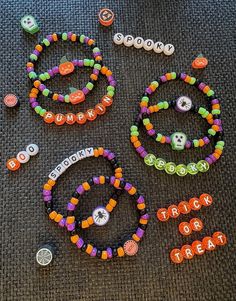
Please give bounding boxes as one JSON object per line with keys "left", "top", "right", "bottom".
{"left": 62, "top": 158, "right": 72, "bottom": 169}
{"left": 16, "top": 151, "right": 30, "bottom": 163}
{"left": 192, "top": 240, "right": 205, "bottom": 255}
{"left": 123, "top": 35, "right": 134, "bottom": 47}
{"left": 26, "top": 144, "right": 39, "bottom": 156}
{"left": 69, "top": 153, "right": 79, "bottom": 164}
{"left": 156, "top": 208, "right": 169, "bottom": 222}
{"left": 49, "top": 170, "right": 60, "bottom": 181}
{"left": 153, "top": 41, "right": 164, "bottom": 53}
{"left": 85, "top": 147, "right": 94, "bottom": 157}
{"left": 212, "top": 232, "right": 227, "bottom": 246}
{"left": 77, "top": 149, "right": 86, "bottom": 160}
{"left": 143, "top": 39, "right": 154, "bottom": 51}
{"left": 170, "top": 248, "right": 184, "bottom": 264}
{"left": 55, "top": 164, "right": 65, "bottom": 175}
{"left": 179, "top": 222, "right": 192, "bottom": 236}
{"left": 163, "top": 44, "right": 175, "bottom": 56}
{"left": 133, "top": 37, "right": 144, "bottom": 49}
{"left": 189, "top": 218, "right": 203, "bottom": 232}
{"left": 113, "top": 33, "right": 124, "bottom": 45}
{"left": 181, "top": 245, "right": 194, "bottom": 259}
{"left": 6, "top": 158, "right": 21, "bottom": 171}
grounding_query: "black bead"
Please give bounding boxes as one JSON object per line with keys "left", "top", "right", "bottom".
{"left": 176, "top": 73, "right": 181, "bottom": 79}
{"left": 140, "top": 208, "right": 149, "bottom": 215}
{"left": 213, "top": 114, "right": 221, "bottom": 119}
{"left": 139, "top": 224, "right": 147, "bottom": 230}
{"left": 194, "top": 105, "right": 199, "bottom": 113}
{"left": 113, "top": 163, "right": 120, "bottom": 169}
{"left": 133, "top": 192, "right": 140, "bottom": 199}
{"left": 119, "top": 181, "right": 126, "bottom": 189}
{"left": 115, "top": 189, "right": 123, "bottom": 196}
{"left": 81, "top": 243, "right": 87, "bottom": 252}
{"left": 142, "top": 92, "right": 148, "bottom": 97}
{"left": 72, "top": 192, "right": 79, "bottom": 198}
{"left": 110, "top": 158, "right": 118, "bottom": 165}
{"left": 67, "top": 210, "right": 74, "bottom": 216}
{"left": 77, "top": 220, "right": 82, "bottom": 228}
{"left": 70, "top": 230, "right": 77, "bottom": 236}
{"left": 48, "top": 91, "right": 53, "bottom": 99}
{"left": 169, "top": 100, "right": 176, "bottom": 107}
{"left": 57, "top": 32, "right": 62, "bottom": 39}
{"left": 105, "top": 176, "right": 110, "bottom": 183}
{"left": 96, "top": 249, "right": 102, "bottom": 258}
{"left": 90, "top": 79, "right": 96, "bottom": 84}
{"left": 45, "top": 207, "right": 52, "bottom": 214}
{"left": 87, "top": 178, "right": 94, "bottom": 186}
{"left": 95, "top": 60, "right": 103, "bottom": 65}
{"left": 112, "top": 248, "right": 118, "bottom": 257}
{"left": 91, "top": 43, "right": 97, "bottom": 49}
{"left": 39, "top": 42, "right": 46, "bottom": 50}
{"left": 142, "top": 113, "right": 148, "bottom": 119}
{"left": 194, "top": 79, "right": 201, "bottom": 87}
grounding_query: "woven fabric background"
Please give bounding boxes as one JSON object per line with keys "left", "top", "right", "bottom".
{"left": 1, "top": 0, "right": 236, "bottom": 300}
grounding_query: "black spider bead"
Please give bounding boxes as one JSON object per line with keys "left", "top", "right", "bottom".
{"left": 96, "top": 249, "right": 102, "bottom": 258}
{"left": 81, "top": 243, "right": 87, "bottom": 252}
{"left": 169, "top": 100, "right": 176, "bottom": 107}
{"left": 139, "top": 208, "right": 149, "bottom": 216}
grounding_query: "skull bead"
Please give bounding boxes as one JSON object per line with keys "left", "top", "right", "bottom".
{"left": 20, "top": 15, "right": 39, "bottom": 34}
{"left": 171, "top": 132, "right": 187, "bottom": 151}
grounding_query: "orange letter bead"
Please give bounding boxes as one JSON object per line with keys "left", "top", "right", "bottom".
{"left": 66, "top": 113, "right": 76, "bottom": 125}
{"left": 192, "top": 240, "right": 205, "bottom": 255}
{"left": 199, "top": 193, "right": 213, "bottom": 207}
{"left": 202, "top": 236, "right": 216, "bottom": 251}
{"left": 76, "top": 112, "right": 87, "bottom": 124}
{"left": 178, "top": 201, "right": 191, "bottom": 214}
{"left": 85, "top": 109, "right": 97, "bottom": 121}
{"left": 179, "top": 222, "right": 192, "bottom": 236}
{"left": 189, "top": 218, "right": 203, "bottom": 232}
{"left": 95, "top": 103, "right": 106, "bottom": 115}
{"left": 43, "top": 111, "right": 55, "bottom": 124}
{"left": 101, "top": 95, "right": 113, "bottom": 107}
{"left": 189, "top": 197, "right": 202, "bottom": 211}
{"left": 156, "top": 208, "right": 169, "bottom": 222}
{"left": 181, "top": 245, "right": 194, "bottom": 259}
{"left": 212, "top": 232, "right": 227, "bottom": 246}
{"left": 54, "top": 113, "right": 66, "bottom": 125}
{"left": 6, "top": 158, "right": 21, "bottom": 171}
{"left": 168, "top": 205, "right": 180, "bottom": 218}
{"left": 170, "top": 248, "right": 184, "bottom": 264}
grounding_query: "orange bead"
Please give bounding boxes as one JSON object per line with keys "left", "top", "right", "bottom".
{"left": 117, "top": 247, "right": 125, "bottom": 257}
{"left": 101, "top": 66, "right": 108, "bottom": 74}
{"left": 87, "top": 216, "right": 94, "bottom": 225}
{"left": 6, "top": 158, "right": 21, "bottom": 171}
{"left": 167, "top": 205, "right": 180, "bottom": 218}
{"left": 52, "top": 93, "right": 59, "bottom": 101}
{"left": 86, "top": 244, "right": 93, "bottom": 255}
{"left": 179, "top": 222, "right": 192, "bottom": 236}
{"left": 27, "top": 62, "right": 34, "bottom": 68}
{"left": 43, "top": 111, "right": 55, "bottom": 124}
{"left": 134, "top": 141, "right": 141, "bottom": 148}
{"left": 199, "top": 193, "right": 213, "bottom": 207}
{"left": 189, "top": 197, "right": 202, "bottom": 211}
{"left": 192, "top": 56, "right": 208, "bottom": 69}
{"left": 181, "top": 245, "right": 194, "bottom": 260}
{"left": 52, "top": 33, "right": 58, "bottom": 41}
{"left": 98, "top": 8, "right": 114, "bottom": 26}
{"left": 212, "top": 232, "right": 227, "bottom": 246}
{"left": 81, "top": 220, "right": 89, "bottom": 229}
{"left": 202, "top": 236, "right": 216, "bottom": 251}
{"left": 215, "top": 149, "right": 222, "bottom": 155}
{"left": 106, "top": 204, "right": 113, "bottom": 212}
{"left": 192, "top": 240, "right": 205, "bottom": 255}
{"left": 109, "top": 198, "right": 117, "bottom": 208}
{"left": 156, "top": 208, "right": 169, "bottom": 222}
{"left": 70, "top": 235, "right": 79, "bottom": 244}
{"left": 106, "top": 70, "right": 112, "bottom": 76}
{"left": 70, "top": 197, "right": 79, "bottom": 205}
{"left": 129, "top": 187, "right": 137, "bottom": 195}
{"left": 131, "top": 136, "right": 138, "bottom": 143}
{"left": 212, "top": 125, "right": 220, "bottom": 132}
{"left": 101, "top": 251, "right": 108, "bottom": 260}
{"left": 76, "top": 112, "right": 87, "bottom": 124}
{"left": 82, "top": 182, "right": 90, "bottom": 191}
{"left": 185, "top": 75, "right": 191, "bottom": 83}
{"left": 166, "top": 73, "right": 172, "bottom": 80}
{"left": 170, "top": 249, "right": 184, "bottom": 264}
{"left": 137, "top": 203, "right": 145, "bottom": 210}
{"left": 132, "top": 234, "right": 140, "bottom": 242}
{"left": 114, "top": 179, "right": 120, "bottom": 188}
{"left": 59, "top": 61, "right": 75, "bottom": 75}
{"left": 90, "top": 73, "right": 98, "bottom": 81}
{"left": 178, "top": 201, "right": 191, "bottom": 214}
{"left": 49, "top": 211, "right": 57, "bottom": 220}
{"left": 54, "top": 214, "right": 63, "bottom": 223}
{"left": 85, "top": 109, "right": 97, "bottom": 121}
{"left": 199, "top": 139, "right": 205, "bottom": 147}
{"left": 101, "top": 95, "right": 113, "bottom": 107}
{"left": 35, "top": 44, "right": 43, "bottom": 52}
{"left": 189, "top": 218, "right": 203, "bottom": 232}
{"left": 95, "top": 103, "right": 106, "bottom": 115}
{"left": 139, "top": 218, "right": 148, "bottom": 224}
{"left": 71, "top": 33, "right": 77, "bottom": 42}
{"left": 66, "top": 216, "right": 75, "bottom": 224}
{"left": 99, "top": 176, "right": 105, "bottom": 184}
{"left": 54, "top": 114, "right": 66, "bottom": 125}
{"left": 212, "top": 104, "right": 220, "bottom": 110}
{"left": 69, "top": 90, "right": 85, "bottom": 104}
{"left": 95, "top": 56, "right": 102, "bottom": 61}
{"left": 149, "top": 106, "right": 155, "bottom": 113}
{"left": 88, "top": 39, "right": 95, "bottom": 46}
{"left": 98, "top": 147, "right": 104, "bottom": 155}
{"left": 145, "top": 123, "right": 153, "bottom": 130}
{"left": 48, "top": 179, "right": 56, "bottom": 186}
{"left": 43, "top": 183, "right": 52, "bottom": 190}
{"left": 203, "top": 86, "right": 210, "bottom": 93}
{"left": 160, "top": 136, "right": 166, "bottom": 143}
{"left": 33, "top": 80, "right": 41, "bottom": 88}
{"left": 93, "top": 149, "right": 99, "bottom": 157}
{"left": 66, "top": 113, "right": 76, "bottom": 125}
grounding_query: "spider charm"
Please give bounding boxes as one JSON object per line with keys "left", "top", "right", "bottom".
{"left": 175, "top": 96, "right": 192, "bottom": 113}
{"left": 92, "top": 206, "right": 110, "bottom": 226}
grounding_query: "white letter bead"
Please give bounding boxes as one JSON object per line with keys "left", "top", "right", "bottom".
{"left": 143, "top": 39, "right": 154, "bottom": 51}
{"left": 55, "top": 164, "right": 65, "bottom": 175}
{"left": 85, "top": 147, "right": 94, "bottom": 157}
{"left": 134, "top": 37, "right": 144, "bottom": 49}
{"left": 113, "top": 33, "right": 124, "bottom": 45}
{"left": 123, "top": 35, "right": 134, "bottom": 47}
{"left": 164, "top": 44, "right": 175, "bottom": 56}
{"left": 153, "top": 41, "right": 164, "bottom": 53}
{"left": 26, "top": 144, "right": 39, "bottom": 156}
{"left": 69, "top": 153, "right": 79, "bottom": 164}
{"left": 16, "top": 151, "right": 30, "bottom": 163}
{"left": 77, "top": 149, "right": 86, "bottom": 160}
{"left": 49, "top": 170, "right": 59, "bottom": 181}
{"left": 62, "top": 158, "right": 72, "bottom": 169}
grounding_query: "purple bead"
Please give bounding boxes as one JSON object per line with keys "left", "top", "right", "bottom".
{"left": 185, "top": 140, "right": 192, "bottom": 149}
{"left": 59, "top": 218, "right": 65, "bottom": 227}
{"left": 67, "top": 223, "right": 75, "bottom": 231}
{"left": 136, "top": 227, "right": 144, "bottom": 238}
{"left": 209, "top": 154, "right": 217, "bottom": 162}
{"left": 203, "top": 137, "right": 210, "bottom": 144}
{"left": 27, "top": 67, "right": 33, "bottom": 72}
{"left": 160, "top": 75, "right": 167, "bottom": 82}
{"left": 180, "top": 73, "right": 186, "bottom": 80}
{"left": 76, "top": 185, "right": 85, "bottom": 195}
{"left": 145, "top": 87, "right": 152, "bottom": 94}
{"left": 93, "top": 52, "right": 101, "bottom": 57}
{"left": 33, "top": 50, "right": 40, "bottom": 56}
{"left": 93, "top": 69, "right": 99, "bottom": 75}
{"left": 76, "top": 238, "right": 84, "bottom": 249}
{"left": 43, "top": 189, "right": 51, "bottom": 196}
{"left": 147, "top": 129, "right": 155, "bottom": 136}
{"left": 39, "top": 84, "right": 46, "bottom": 91}
{"left": 107, "top": 75, "right": 114, "bottom": 82}
{"left": 103, "top": 149, "right": 110, "bottom": 157}
{"left": 219, "top": 126, "right": 223, "bottom": 132}
{"left": 107, "top": 247, "right": 113, "bottom": 259}
{"left": 82, "top": 87, "right": 89, "bottom": 95}
{"left": 205, "top": 157, "right": 213, "bottom": 165}
{"left": 68, "top": 32, "right": 72, "bottom": 39}
{"left": 48, "top": 69, "right": 54, "bottom": 77}
{"left": 141, "top": 213, "right": 150, "bottom": 220}
{"left": 31, "top": 102, "right": 39, "bottom": 108}
{"left": 110, "top": 80, "right": 116, "bottom": 87}
{"left": 136, "top": 146, "right": 144, "bottom": 154}
{"left": 137, "top": 195, "right": 144, "bottom": 204}
{"left": 214, "top": 119, "right": 221, "bottom": 125}
{"left": 141, "top": 107, "right": 148, "bottom": 114}
{"left": 67, "top": 203, "right": 75, "bottom": 211}
{"left": 140, "top": 151, "right": 148, "bottom": 158}
{"left": 110, "top": 176, "right": 116, "bottom": 185}
{"left": 108, "top": 152, "right": 115, "bottom": 160}
{"left": 125, "top": 182, "right": 132, "bottom": 191}
{"left": 29, "top": 97, "right": 36, "bottom": 103}
{"left": 84, "top": 37, "right": 89, "bottom": 43}
{"left": 52, "top": 66, "right": 59, "bottom": 74}
{"left": 211, "top": 99, "right": 219, "bottom": 105}
{"left": 46, "top": 35, "right": 53, "bottom": 42}
{"left": 78, "top": 60, "right": 84, "bottom": 67}
{"left": 198, "top": 82, "right": 206, "bottom": 91}
{"left": 90, "top": 247, "right": 97, "bottom": 257}
{"left": 93, "top": 177, "right": 100, "bottom": 185}
{"left": 44, "top": 195, "right": 52, "bottom": 202}
{"left": 72, "top": 59, "right": 78, "bottom": 66}
{"left": 58, "top": 94, "right": 64, "bottom": 102}
{"left": 166, "top": 136, "right": 171, "bottom": 144}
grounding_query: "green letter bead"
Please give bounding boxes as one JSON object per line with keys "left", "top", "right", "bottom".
{"left": 171, "top": 72, "right": 176, "bottom": 79}
{"left": 165, "top": 162, "right": 176, "bottom": 175}
{"left": 154, "top": 158, "right": 166, "bottom": 170}
{"left": 62, "top": 33, "right": 67, "bottom": 40}
{"left": 130, "top": 125, "right": 137, "bottom": 132}
{"left": 84, "top": 59, "right": 90, "bottom": 66}
{"left": 143, "top": 118, "right": 150, "bottom": 125}
{"left": 208, "top": 128, "right": 216, "bottom": 136}
{"left": 42, "top": 89, "right": 49, "bottom": 96}
{"left": 144, "top": 154, "right": 156, "bottom": 166}
{"left": 20, "top": 15, "right": 39, "bottom": 34}
{"left": 207, "top": 90, "right": 214, "bottom": 97}
{"left": 176, "top": 164, "right": 188, "bottom": 176}
{"left": 43, "top": 39, "right": 50, "bottom": 46}
{"left": 141, "top": 96, "right": 149, "bottom": 102}
{"left": 187, "top": 162, "right": 198, "bottom": 175}
{"left": 196, "top": 160, "right": 209, "bottom": 172}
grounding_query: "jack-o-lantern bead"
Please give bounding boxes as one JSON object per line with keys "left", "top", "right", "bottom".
{"left": 59, "top": 61, "right": 75, "bottom": 75}
{"left": 69, "top": 89, "right": 85, "bottom": 104}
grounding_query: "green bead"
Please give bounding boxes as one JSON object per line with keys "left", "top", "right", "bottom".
{"left": 29, "top": 71, "right": 37, "bottom": 79}
{"left": 143, "top": 118, "right": 150, "bottom": 125}
{"left": 86, "top": 82, "right": 94, "bottom": 90}
{"left": 154, "top": 158, "right": 166, "bottom": 170}
{"left": 42, "top": 89, "right": 49, "bottom": 96}
{"left": 176, "top": 164, "right": 188, "bottom": 176}
{"left": 212, "top": 109, "right": 220, "bottom": 115}
{"left": 64, "top": 95, "right": 70, "bottom": 103}
{"left": 131, "top": 131, "right": 139, "bottom": 136}
{"left": 157, "top": 102, "right": 164, "bottom": 109}
{"left": 207, "top": 90, "right": 214, "bottom": 97}
{"left": 21, "top": 15, "right": 39, "bottom": 34}
{"left": 144, "top": 154, "right": 156, "bottom": 166}
{"left": 156, "top": 133, "right": 162, "bottom": 141}
{"left": 62, "top": 33, "right": 67, "bottom": 40}
{"left": 198, "top": 107, "right": 206, "bottom": 115}
{"left": 89, "top": 60, "right": 95, "bottom": 67}
{"left": 202, "top": 111, "right": 209, "bottom": 118}
{"left": 208, "top": 128, "right": 216, "bottom": 136}
{"left": 79, "top": 35, "right": 85, "bottom": 43}
{"left": 193, "top": 139, "right": 199, "bottom": 147}
{"left": 39, "top": 109, "right": 46, "bottom": 116}
{"left": 187, "top": 162, "right": 198, "bottom": 175}
{"left": 163, "top": 101, "right": 169, "bottom": 109}
{"left": 35, "top": 106, "right": 42, "bottom": 114}
{"left": 107, "top": 91, "right": 114, "bottom": 97}
{"left": 189, "top": 77, "right": 196, "bottom": 85}
{"left": 30, "top": 53, "right": 37, "bottom": 61}
{"left": 84, "top": 59, "right": 90, "bottom": 66}
{"left": 215, "top": 144, "right": 223, "bottom": 150}
{"left": 107, "top": 86, "right": 115, "bottom": 92}
{"left": 43, "top": 39, "right": 50, "bottom": 46}
{"left": 94, "top": 64, "right": 101, "bottom": 70}
{"left": 171, "top": 72, "right": 176, "bottom": 79}
{"left": 131, "top": 125, "right": 137, "bottom": 132}
{"left": 93, "top": 47, "right": 100, "bottom": 53}
{"left": 217, "top": 141, "right": 225, "bottom": 147}
{"left": 39, "top": 74, "right": 46, "bottom": 81}
{"left": 151, "top": 81, "right": 159, "bottom": 88}
{"left": 142, "top": 96, "right": 149, "bottom": 102}
{"left": 196, "top": 160, "right": 209, "bottom": 172}
{"left": 165, "top": 162, "right": 176, "bottom": 175}
{"left": 45, "top": 72, "right": 50, "bottom": 80}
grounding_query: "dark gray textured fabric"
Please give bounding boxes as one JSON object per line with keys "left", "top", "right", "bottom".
{"left": 1, "top": 0, "right": 236, "bottom": 300}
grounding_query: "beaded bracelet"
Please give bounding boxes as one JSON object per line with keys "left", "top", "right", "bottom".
{"left": 130, "top": 115, "right": 224, "bottom": 176}
{"left": 36, "top": 58, "right": 103, "bottom": 104}
{"left": 26, "top": 32, "right": 103, "bottom": 100}
{"left": 43, "top": 147, "right": 123, "bottom": 229}
{"left": 29, "top": 65, "right": 115, "bottom": 125}
{"left": 142, "top": 101, "right": 222, "bottom": 150}
{"left": 66, "top": 176, "right": 149, "bottom": 260}
{"left": 139, "top": 72, "right": 221, "bottom": 149}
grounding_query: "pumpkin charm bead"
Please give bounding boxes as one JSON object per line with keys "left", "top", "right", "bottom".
{"left": 192, "top": 54, "right": 208, "bottom": 69}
